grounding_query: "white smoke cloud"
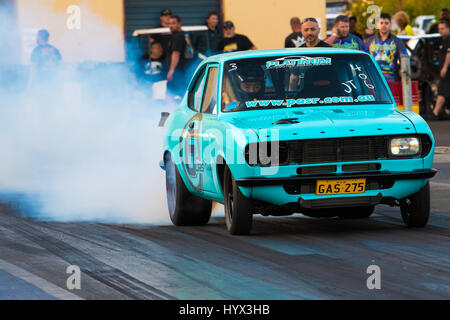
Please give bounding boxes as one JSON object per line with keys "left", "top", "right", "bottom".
{"left": 0, "top": 77, "right": 174, "bottom": 224}
{"left": 0, "top": 3, "right": 175, "bottom": 224}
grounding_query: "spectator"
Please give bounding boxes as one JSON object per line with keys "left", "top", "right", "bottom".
{"left": 428, "top": 9, "right": 450, "bottom": 34}
{"left": 349, "top": 16, "right": 362, "bottom": 39}
{"left": 151, "top": 9, "right": 173, "bottom": 58}
{"left": 193, "top": 12, "right": 223, "bottom": 55}
{"left": 431, "top": 19, "right": 450, "bottom": 119}
{"left": 284, "top": 17, "right": 305, "bottom": 48}
{"left": 28, "top": 29, "right": 61, "bottom": 89}
{"left": 141, "top": 40, "right": 165, "bottom": 84}
{"left": 218, "top": 21, "right": 256, "bottom": 52}
{"left": 365, "top": 13, "right": 407, "bottom": 82}
{"left": 362, "top": 28, "right": 375, "bottom": 41}
{"left": 325, "top": 15, "right": 368, "bottom": 51}
{"left": 393, "top": 11, "right": 414, "bottom": 36}
{"left": 300, "top": 18, "right": 331, "bottom": 47}
{"left": 166, "top": 15, "right": 190, "bottom": 97}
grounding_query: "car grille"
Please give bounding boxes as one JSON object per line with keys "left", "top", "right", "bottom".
{"left": 245, "top": 134, "right": 432, "bottom": 166}
{"left": 285, "top": 136, "right": 388, "bottom": 164}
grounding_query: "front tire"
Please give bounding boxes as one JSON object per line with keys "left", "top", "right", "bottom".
{"left": 165, "top": 153, "right": 212, "bottom": 226}
{"left": 400, "top": 182, "right": 430, "bottom": 227}
{"left": 223, "top": 166, "right": 253, "bottom": 235}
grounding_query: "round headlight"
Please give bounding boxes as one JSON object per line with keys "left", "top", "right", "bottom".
{"left": 390, "top": 137, "right": 420, "bottom": 156}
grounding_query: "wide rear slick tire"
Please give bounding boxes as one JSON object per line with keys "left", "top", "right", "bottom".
{"left": 400, "top": 182, "right": 430, "bottom": 227}
{"left": 337, "top": 206, "right": 374, "bottom": 219}
{"left": 223, "top": 166, "right": 253, "bottom": 235}
{"left": 165, "top": 153, "right": 212, "bottom": 226}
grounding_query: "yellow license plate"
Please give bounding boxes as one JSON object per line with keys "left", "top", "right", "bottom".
{"left": 316, "top": 178, "right": 366, "bottom": 195}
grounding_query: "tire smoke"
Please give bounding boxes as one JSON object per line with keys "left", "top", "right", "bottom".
{"left": 0, "top": 3, "right": 174, "bottom": 224}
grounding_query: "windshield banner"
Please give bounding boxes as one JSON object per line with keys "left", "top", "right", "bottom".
{"left": 245, "top": 95, "right": 375, "bottom": 108}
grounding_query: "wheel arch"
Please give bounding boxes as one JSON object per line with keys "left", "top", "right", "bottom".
{"left": 216, "top": 154, "right": 226, "bottom": 195}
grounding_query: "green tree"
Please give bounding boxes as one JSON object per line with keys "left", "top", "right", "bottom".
{"left": 346, "top": 0, "right": 378, "bottom": 34}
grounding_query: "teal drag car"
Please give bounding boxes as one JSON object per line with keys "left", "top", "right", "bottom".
{"left": 160, "top": 48, "right": 436, "bottom": 235}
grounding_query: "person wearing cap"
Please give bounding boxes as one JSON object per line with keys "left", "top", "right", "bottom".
{"left": 300, "top": 18, "right": 331, "bottom": 48}
{"left": 218, "top": 21, "right": 256, "bottom": 52}
{"left": 150, "top": 8, "right": 173, "bottom": 60}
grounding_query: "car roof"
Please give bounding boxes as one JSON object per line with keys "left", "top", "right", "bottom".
{"left": 203, "top": 48, "right": 370, "bottom": 64}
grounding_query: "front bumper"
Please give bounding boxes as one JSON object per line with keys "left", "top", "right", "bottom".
{"left": 235, "top": 169, "right": 437, "bottom": 186}
{"left": 236, "top": 169, "right": 437, "bottom": 208}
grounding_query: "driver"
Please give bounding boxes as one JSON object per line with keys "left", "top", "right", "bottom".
{"left": 235, "top": 66, "right": 265, "bottom": 99}
{"left": 222, "top": 64, "right": 265, "bottom": 111}
{"left": 239, "top": 72, "right": 263, "bottom": 94}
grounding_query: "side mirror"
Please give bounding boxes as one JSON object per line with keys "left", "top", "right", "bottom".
{"left": 159, "top": 112, "right": 170, "bottom": 127}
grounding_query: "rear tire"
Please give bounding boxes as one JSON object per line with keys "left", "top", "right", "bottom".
{"left": 337, "top": 206, "right": 374, "bottom": 219}
{"left": 223, "top": 166, "right": 253, "bottom": 235}
{"left": 400, "top": 182, "right": 430, "bottom": 227}
{"left": 165, "top": 153, "right": 212, "bottom": 226}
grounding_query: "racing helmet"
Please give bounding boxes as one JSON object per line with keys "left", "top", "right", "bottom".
{"left": 228, "top": 63, "right": 265, "bottom": 100}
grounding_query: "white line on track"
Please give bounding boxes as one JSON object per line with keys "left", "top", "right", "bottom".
{"left": 435, "top": 146, "right": 450, "bottom": 154}
{"left": 0, "top": 259, "right": 83, "bottom": 300}
{"left": 431, "top": 181, "right": 450, "bottom": 188}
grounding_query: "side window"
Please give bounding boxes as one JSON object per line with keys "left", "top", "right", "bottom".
{"left": 201, "top": 67, "right": 219, "bottom": 114}
{"left": 188, "top": 67, "right": 207, "bottom": 112}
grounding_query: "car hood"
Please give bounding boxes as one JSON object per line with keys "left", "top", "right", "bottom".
{"left": 227, "top": 106, "right": 416, "bottom": 142}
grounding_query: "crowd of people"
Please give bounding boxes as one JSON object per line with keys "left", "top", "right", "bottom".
{"left": 27, "top": 7, "right": 450, "bottom": 118}
{"left": 135, "top": 9, "right": 257, "bottom": 100}
{"left": 283, "top": 12, "right": 449, "bottom": 119}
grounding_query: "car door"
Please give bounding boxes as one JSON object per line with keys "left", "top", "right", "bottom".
{"left": 198, "top": 65, "right": 220, "bottom": 194}
{"left": 180, "top": 66, "right": 207, "bottom": 193}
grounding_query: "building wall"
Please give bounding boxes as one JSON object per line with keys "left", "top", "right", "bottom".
{"left": 222, "top": 0, "right": 326, "bottom": 49}
{"left": 12, "top": 0, "right": 326, "bottom": 64}
{"left": 15, "top": 0, "right": 125, "bottom": 64}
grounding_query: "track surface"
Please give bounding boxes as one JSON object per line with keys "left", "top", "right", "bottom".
{"left": 0, "top": 123, "right": 449, "bottom": 300}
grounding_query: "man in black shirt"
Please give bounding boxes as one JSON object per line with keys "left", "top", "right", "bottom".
{"left": 219, "top": 21, "right": 256, "bottom": 52}
{"left": 432, "top": 19, "right": 450, "bottom": 118}
{"left": 167, "top": 15, "right": 188, "bottom": 97}
{"left": 193, "top": 12, "right": 223, "bottom": 55}
{"left": 284, "top": 17, "right": 305, "bottom": 48}
{"left": 300, "top": 18, "right": 331, "bottom": 48}
{"left": 150, "top": 9, "right": 172, "bottom": 58}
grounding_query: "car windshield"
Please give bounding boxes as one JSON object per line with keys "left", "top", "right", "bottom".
{"left": 221, "top": 53, "right": 393, "bottom": 112}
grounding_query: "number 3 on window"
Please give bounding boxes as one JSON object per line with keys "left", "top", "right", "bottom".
{"left": 228, "top": 63, "right": 237, "bottom": 72}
